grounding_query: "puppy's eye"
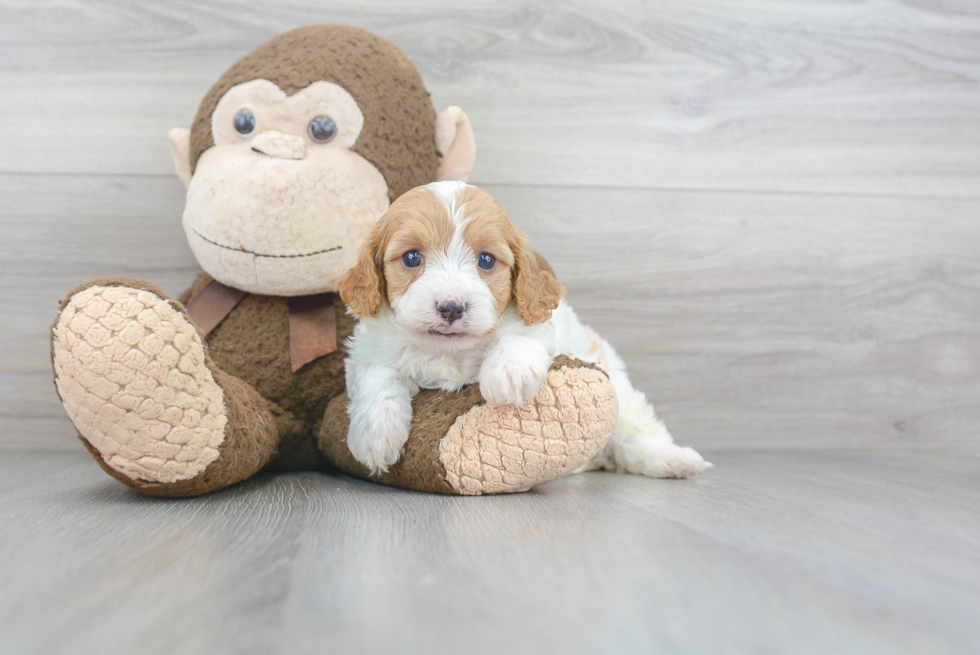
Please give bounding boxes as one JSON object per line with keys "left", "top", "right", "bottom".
{"left": 233, "top": 109, "right": 255, "bottom": 137}
{"left": 402, "top": 250, "right": 423, "bottom": 268}
{"left": 477, "top": 252, "right": 496, "bottom": 271}
{"left": 308, "top": 115, "right": 337, "bottom": 143}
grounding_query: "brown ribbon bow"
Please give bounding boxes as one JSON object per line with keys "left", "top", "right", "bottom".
{"left": 186, "top": 279, "right": 338, "bottom": 372}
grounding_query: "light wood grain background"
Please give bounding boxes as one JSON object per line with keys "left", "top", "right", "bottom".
{"left": 2, "top": 0, "right": 978, "bottom": 453}
{"left": 3, "top": 4, "right": 980, "bottom": 654}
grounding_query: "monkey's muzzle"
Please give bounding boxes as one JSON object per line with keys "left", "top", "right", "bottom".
{"left": 250, "top": 130, "right": 306, "bottom": 160}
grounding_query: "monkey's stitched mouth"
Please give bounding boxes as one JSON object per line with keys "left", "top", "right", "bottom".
{"left": 191, "top": 228, "right": 342, "bottom": 258}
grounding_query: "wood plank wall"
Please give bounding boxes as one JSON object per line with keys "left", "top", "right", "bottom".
{"left": 2, "top": 0, "right": 978, "bottom": 452}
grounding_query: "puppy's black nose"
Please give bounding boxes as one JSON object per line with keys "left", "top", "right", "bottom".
{"left": 437, "top": 301, "right": 466, "bottom": 323}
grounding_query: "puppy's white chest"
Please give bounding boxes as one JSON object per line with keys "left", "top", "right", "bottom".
{"left": 413, "top": 349, "right": 485, "bottom": 392}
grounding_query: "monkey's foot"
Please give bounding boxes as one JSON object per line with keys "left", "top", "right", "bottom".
{"left": 439, "top": 359, "right": 617, "bottom": 494}
{"left": 319, "top": 356, "right": 617, "bottom": 495}
{"left": 52, "top": 282, "right": 227, "bottom": 484}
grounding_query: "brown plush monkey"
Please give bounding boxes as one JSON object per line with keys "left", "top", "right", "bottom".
{"left": 50, "top": 25, "right": 617, "bottom": 497}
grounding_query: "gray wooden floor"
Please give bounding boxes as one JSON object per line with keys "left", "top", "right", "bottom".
{"left": 1, "top": 1, "right": 979, "bottom": 653}
{"left": 2, "top": 450, "right": 978, "bottom": 655}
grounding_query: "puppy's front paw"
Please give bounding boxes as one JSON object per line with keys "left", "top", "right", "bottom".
{"left": 347, "top": 399, "right": 412, "bottom": 475}
{"left": 479, "top": 345, "right": 550, "bottom": 407}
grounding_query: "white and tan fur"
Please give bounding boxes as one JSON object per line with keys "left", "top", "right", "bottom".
{"left": 337, "top": 181, "right": 709, "bottom": 479}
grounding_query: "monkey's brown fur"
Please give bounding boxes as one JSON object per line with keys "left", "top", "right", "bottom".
{"left": 58, "top": 271, "right": 592, "bottom": 497}
{"left": 61, "top": 274, "right": 479, "bottom": 496}
{"left": 190, "top": 25, "right": 439, "bottom": 202}
{"left": 51, "top": 25, "right": 615, "bottom": 497}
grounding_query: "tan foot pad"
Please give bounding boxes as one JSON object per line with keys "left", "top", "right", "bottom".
{"left": 52, "top": 285, "right": 227, "bottom": 483}
{"left": 439, "top": 364, "right": 618, "bottom": 495}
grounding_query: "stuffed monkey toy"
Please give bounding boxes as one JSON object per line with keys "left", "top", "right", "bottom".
{"left": 50, "top": 25, "right": 617, "bottom": 497}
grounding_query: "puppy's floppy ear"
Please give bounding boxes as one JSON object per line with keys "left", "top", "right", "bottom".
{"left": 512, "top": 230, "right": 566, "bottom": 325}
{"left": 337, "top": 223, "right": 386, "bottom": 318}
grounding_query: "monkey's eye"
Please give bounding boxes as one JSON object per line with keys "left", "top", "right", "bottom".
{"left": 402, "top": 250, "right": 423, "bottom": 269}
{"left": 477, "top": 253, "right": 497, "bottom": 271}
{"left": 233, "top": 109, "right": 255, "bottom": 137}
{"left": 308, "top": 115, "right": 337, "bottom": 143}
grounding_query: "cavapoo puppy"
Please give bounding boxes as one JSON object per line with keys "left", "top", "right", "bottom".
{"left": 337, "top": 181, "right": 709, "bottom": 479}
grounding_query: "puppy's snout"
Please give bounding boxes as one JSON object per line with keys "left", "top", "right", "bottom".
{"left": 437, "top": 301, "right": 467, "bottom": 324}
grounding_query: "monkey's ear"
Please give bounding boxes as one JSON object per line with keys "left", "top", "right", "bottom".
{"left": 169, "top": 128, "right": 193, "bottom": 188}
{"left": 434, "top": 106, "right": 476, "bottom": 182}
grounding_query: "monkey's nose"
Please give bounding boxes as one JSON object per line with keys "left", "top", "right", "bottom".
{"left": 250, "top": 131, "right": 306, "bottom": 160}
{"left": 437, "top": 301, "right": 467, "bottom": 324}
